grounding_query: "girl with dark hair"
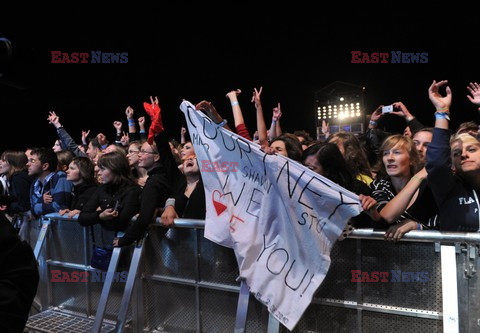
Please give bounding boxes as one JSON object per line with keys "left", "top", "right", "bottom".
{"left": 59, "top": 157, "right": 98, "bottom": 218}
{"left": 269, "top": 133, "right": 303, "bottom": 162}
{"left": 302, "top": 143, "right": 380, "bottom": 229}
{"left": 78, "top": 152, "right": 141, "bottom": 234}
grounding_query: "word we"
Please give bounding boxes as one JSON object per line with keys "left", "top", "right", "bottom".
{"left": 351, "top": 51, "right": 428, "bottom": 63}
{"left": 201, "top": 160, "right": 239, "bottom": 172}
{"left": 51, "top": 270, "right": 127, "bottom": 282}
{"left": 51, "top": 51, "right": 128, "bottom": 63}
{"left": 351, "top": 270, "right": 429, "bottom": 283}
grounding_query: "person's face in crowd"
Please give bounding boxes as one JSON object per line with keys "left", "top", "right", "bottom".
{"left": 270, "top": 140, "right": 288, "bottom": 157}
{"left": 86, "top": 142, "right": 98, "bottom": 160}
{"left": 96, "top": 133, "right": 107, "bottom": 145}
{"left": 403, "top": 126, "right": 412, "bottom": 138}
{"left": 413, "top": 131, "right": 432, "bottom": 165}
{"left": 451, "top": 141, "right": 480, "bottom": 175}
{"left": 382, "top": 143, "right": 411, "bottom": 178}
{"left": 0, "top": 158, "right": 10, "bottom": 175}
{"left": 181, "top": 142, "right": 195, "bottom": 160}
{"left": 97, "top": 166, "right": 114, "bottom": 184}
{"left": 27, "top": 153, "right": 45, "bottom": 178}
{"left": 66, "top": 161, "right": 82, "bottom": 184}
{"left": 138, "top": 142, "right": 159, "bottom": 170}
{"left": 304, "top": 155, "right": 323, "bottom": 175}
{"left": 127, "top": 144, "right": 140, "bottom": 166}
{"left": 52, "top": 140, "right": 62, "bottom": 152}
{"left": 183, "top": 156, "right": 199, "bottom": 176}
{"left": 103, "top": 145, "right": 117, "bottom": 154}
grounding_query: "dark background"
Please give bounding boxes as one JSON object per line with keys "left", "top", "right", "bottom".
{"left": 1, "top": 7, "right": 479, "bottom": 152}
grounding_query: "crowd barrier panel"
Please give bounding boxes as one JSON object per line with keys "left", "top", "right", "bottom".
{"left": 23, "top": 214, "right": 480, "bottom": 332}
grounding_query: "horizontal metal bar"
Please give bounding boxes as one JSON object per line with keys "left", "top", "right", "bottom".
{"left": 348, "top": 228, "right": 480, "bottom": 243}
{"left": 47, "top": 260, "right": 92, "bottom": 271}
{"left": 314, "top": 298, "right": 442, "bottom": 320}
{"left": 42, "top": 214, "right": 480, "bottom": 243}
{"left": 144, "top": 274, "right": 240, "bottom": 293}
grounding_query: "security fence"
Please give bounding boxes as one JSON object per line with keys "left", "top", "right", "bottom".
{"left": 23, "top": 213, "right": 480, "bottom": 332}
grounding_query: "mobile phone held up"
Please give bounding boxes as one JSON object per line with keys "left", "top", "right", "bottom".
{"left": 382, "top": 105, "right": 393, "bottom": 114}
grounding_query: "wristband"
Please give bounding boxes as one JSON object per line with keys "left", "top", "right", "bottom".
{"left": 416, "top": 223, "right": 422, "bottom": 230}
{"left": 406, "top": 116, "right": 414, "bottom": 122}
{"left": 411, "top": 175, "right": 424, "bottom": 183}
{"left": 128, "top": 119, "right": 135, "bottom": 126}
{"left": 435, "top": 111, "right": 450, "bottom": 121}
{"left": 164, "top": 198, "right": 175, "bottom": 208}
{"left": 231, "top": 100, "right": 239, "bottom": 107}
{"left": 139, "top": 130, "right": 146, "bottom": 134}
{"left": 369, "top": 120, "right": 377, "bottom": 126}
{"left": 272, "top": 119, "right": 278, "bottom": 123}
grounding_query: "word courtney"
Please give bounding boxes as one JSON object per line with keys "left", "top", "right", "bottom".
{"left": 351, "top": 270, "right": 429, "bottom": 282}
{"left": 351, "top": 51, "right": 428, "bottom": 63}
{"left": 51, "top": 51, "right": 128, "bottom": 63}
{"left": 51, "top": 270, "right": 128, "bottom": 282}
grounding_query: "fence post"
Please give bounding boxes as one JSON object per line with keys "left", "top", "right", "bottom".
{"left": 441, "top": 245, "right": 459, "bottom": 333}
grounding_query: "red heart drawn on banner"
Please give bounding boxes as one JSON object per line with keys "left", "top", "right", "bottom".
{"left": 212, "top": 190, "right": 228, "bottom": 216}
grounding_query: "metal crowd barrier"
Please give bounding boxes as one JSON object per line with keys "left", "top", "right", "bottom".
{"left": 23, "top": 214, "right": 480, "bottom": 332}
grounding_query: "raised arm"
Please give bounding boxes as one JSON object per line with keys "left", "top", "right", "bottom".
{"left": 252, "top": 86, "right": 268, "bottom": 146}
{"left": 268, "top": 103, "right": 282, "bottom": 141}
{"left": 467, "top": 82, "right": 480, "bottom": 111}
{"left": 47, "top": 111, "right": 87, "bottom": 157}
{"left": 226, "top": 89, "right": 252, "bottom": 141}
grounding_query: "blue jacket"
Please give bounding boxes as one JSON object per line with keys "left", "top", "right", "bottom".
{"left": 426, "top": 128, "right": 480, "bottom": 231}
{"left": 30, "top": 171, "right": 73, "bottom": 217}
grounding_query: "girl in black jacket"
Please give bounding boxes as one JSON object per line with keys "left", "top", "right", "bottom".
{"left": 78, "top": 152, "right": 141, "bottom": 247}
{"left": 59, "top": 157, "right": 98, "bottom": 218}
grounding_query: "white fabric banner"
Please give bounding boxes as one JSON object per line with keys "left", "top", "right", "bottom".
{"left": 179, "top": 100, "right": 362, "bottom": 330}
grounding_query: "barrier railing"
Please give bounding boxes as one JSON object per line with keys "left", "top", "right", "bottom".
{"left": 23, "top": 214, "right": 480, "bottom": 332}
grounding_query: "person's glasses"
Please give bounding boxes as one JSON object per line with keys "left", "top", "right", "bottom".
{"left": 127, "top": 150, "right": 140, "bottom": 154}
{"left": 139, "top": 149, "right": 158, "bottom": 155}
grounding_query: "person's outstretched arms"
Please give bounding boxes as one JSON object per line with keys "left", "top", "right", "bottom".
{"left": 113, "top": 121, "right": 123, "bottom": 145}
{"left": 180, "top": 127, "right": 186, "bottom": 144}
{"left": 252, "top": 86, "right": 268, "bottom": 146}
{"left": 467, "top": 82, "right": 480, "bottom": 111}
{"left": 138, "top": 116, "right": 147, "bottom": 141}
{"left": 268, "top": 103, "right": 282, "bottom": 141}
{"left": 195, "top": 100, "right": 233, "bottom": 132}
{"left": 426, "top": 80, "right": 454, "bottom": 204}
{"left": 379, "top": 168, "right": 427, "bottom": 224}
{"left": 81, "top": 130, "right": 90, "bottom": 145}
{"left": 125, "top": 106, "right": 140, "bottom": 142}
{"left": 226, "top": 89, "right": 252, "bottom": 141}
{"left": 392, "top": 101, "right": 423, "bottom": 133}
{"left": 47, "top": 111, "right": 87, "bottom": 157}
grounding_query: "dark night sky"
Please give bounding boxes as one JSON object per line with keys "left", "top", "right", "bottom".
{"left": 1, "top": 7, "right": 479, "bottom": 152}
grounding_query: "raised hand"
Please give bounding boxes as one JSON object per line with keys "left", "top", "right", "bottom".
{"left": 113, "top": 121, "right": 123, "bottom": 131}
{"left": 370, "top": 106, "right": 383, "bottom": 122}
{"left": 321, "top": 119, "right": 329, "bottom": 135}
{"left": 467, "top": 82, "right": 480, "bottom": 111}
{"left": 81, "top": 129, "right": 90, "bottom": 144}
{"left": 391, "top": 101, "right": 413, "bottom": 120}
{"left": 251, "top": 86, "right": 263, "bottom": 107}
{"left": 273, "top": 103, "right": 282, "bottom": 121}
{"left": 384, "top": 219, "right": 419, "bottom": 242}
{"left": 428, "top": 80, "right": 452, "bottom": 111}
{"left": 226, "top": 89, "right": 242, "bottom": 99}
{"left": 138, "top": 116, "right": 145, "bottom": 127}
{"left": 120, "top": 132, "right": 129, "bottom": 146}
{"left": 125, "top": 106, "right": 134, "bottom": 119}
{"left": 47, "top": 111, "right": 62, "bottom": 128}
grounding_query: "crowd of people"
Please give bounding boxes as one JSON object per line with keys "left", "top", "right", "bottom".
{"left": 2, "top": 80, "right": 480, "bottom": 330}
